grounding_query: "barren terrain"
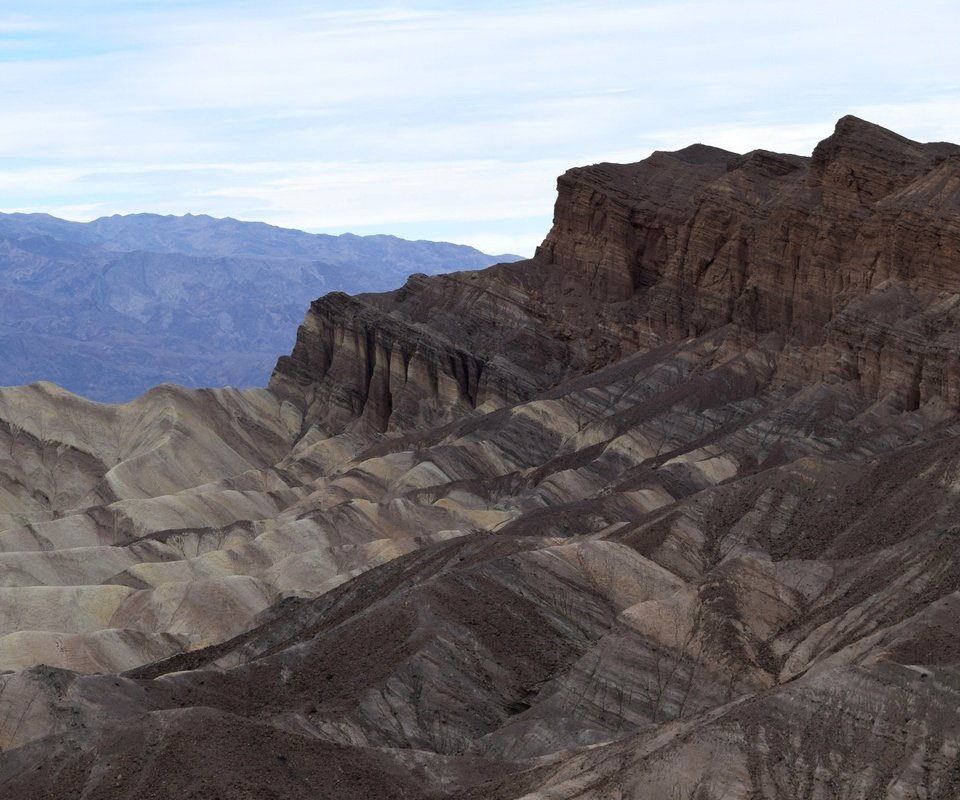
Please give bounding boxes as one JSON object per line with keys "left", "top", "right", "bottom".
{"left": 1, "top": 116, "right": 959, "bottom": 798}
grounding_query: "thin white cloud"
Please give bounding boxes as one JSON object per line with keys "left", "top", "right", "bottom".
{"left": 0, "top": 17, "right": 49, "bottom": 33}
{"left": 0, "top": 0, "right": 958, "bottom": 253}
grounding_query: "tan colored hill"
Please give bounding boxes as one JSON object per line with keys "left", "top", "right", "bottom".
{"left": 1, "top": 116, "right": 959, "bottom": 799}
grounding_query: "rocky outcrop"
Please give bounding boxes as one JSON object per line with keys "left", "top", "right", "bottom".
{"left": 536, "top": 143, "right": 737, "bottom": 300}
{"left": 648, "top": 117, "right": 960, "bottom": 348}
{"left": 270, "top": 290, "right": 516, "bottom": 434}
{"left": 543, "top": 116, "right": 960, "bottom": 410}
{"left": 273, "top": 116, "right": 960, "bottom": 436}
{"left": 539, "top": 115, "right": 960, "bottom": 349}
{"left": 270, "top": 265, "right": 623, "bottom": 433}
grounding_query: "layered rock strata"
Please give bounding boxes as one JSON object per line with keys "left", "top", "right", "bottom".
{"left": 272, "top": 117, "right": 960, "bottom": 441}
{"left": 1, "top": 117, "right": 960, "bottom": 799}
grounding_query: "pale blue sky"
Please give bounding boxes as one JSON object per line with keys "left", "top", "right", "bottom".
{"left": 1, "top": 1, "right": 958, "bottom": 255}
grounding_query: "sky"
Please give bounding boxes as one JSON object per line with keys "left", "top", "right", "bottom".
{"left": 1, "top": 1, "right": 958, "bottom": 257}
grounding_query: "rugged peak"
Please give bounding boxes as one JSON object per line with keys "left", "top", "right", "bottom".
{"left": 728, "top": 148, "right": 808, "bottom": 178}
{"left": 659, "top": 142, "right": 738, "bottom": 165}
{"left": 831, "top": 113, "right": 915, "bottom": 144}
{"left": 817, "top": 114, "right": 943, "bottom": 166}
{"left": 807, "top": 114, "right": 951, "bottom": 205}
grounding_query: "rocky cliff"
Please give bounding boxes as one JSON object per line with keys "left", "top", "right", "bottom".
{"left": 538, "top": 115, "right": 960, "bottom": 407}
{"left": 2, "top": 117, "right": 960, "bottom": 799}
{"left": 272, "top": 115, "right": 960, "bottom": 437}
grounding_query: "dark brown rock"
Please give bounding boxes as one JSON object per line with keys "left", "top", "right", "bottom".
{"left": 273, "top": 117, "right": 960, "bottom": 437}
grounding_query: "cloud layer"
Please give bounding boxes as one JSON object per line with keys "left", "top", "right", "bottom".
{"left": 1, "top": 1, "right": 958, "bottom": 255}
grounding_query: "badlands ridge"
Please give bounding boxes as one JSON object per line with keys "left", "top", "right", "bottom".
{"left": 1, "top": 116, "right": 959, "bottom": 798}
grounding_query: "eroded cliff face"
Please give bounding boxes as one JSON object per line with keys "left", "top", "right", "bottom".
{"left": 541, "top": 115, "right": 960, "bottom": 340}
{"left": 4, "top": 117, "right": 960, "bottom": 800}
{"left": 271, "top": 291, "right": 493, "bottom": 434}
{"left": 536, "top": 143, "right": 738, "bottom": 301}
{"left": 543, "top": 115, "right": 960, "bottom": 410}
{"left": 270, "top": 263, "right": 630, "bottom": 433}
{"left": 272, "top": 116, "right": 960, "bottom": 438}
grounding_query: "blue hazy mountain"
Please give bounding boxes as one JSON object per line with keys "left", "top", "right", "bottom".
{"left": 0, "top": 213, "right": 521, "bottom": 402}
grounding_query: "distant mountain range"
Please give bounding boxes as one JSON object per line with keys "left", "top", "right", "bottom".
{"left": 0, "top": 212, "right": 520, "bottom": 401}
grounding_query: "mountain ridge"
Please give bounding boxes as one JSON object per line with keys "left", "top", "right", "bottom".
{"left": 0, "top": 212, "right": 521, "bottom": 401}
{"left": 0, "top": 211, "right": 521, "bottom": 262}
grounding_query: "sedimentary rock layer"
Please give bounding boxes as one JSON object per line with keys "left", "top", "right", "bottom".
{"left": 2, "top": 117, "right": 960, "bottom": 799}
